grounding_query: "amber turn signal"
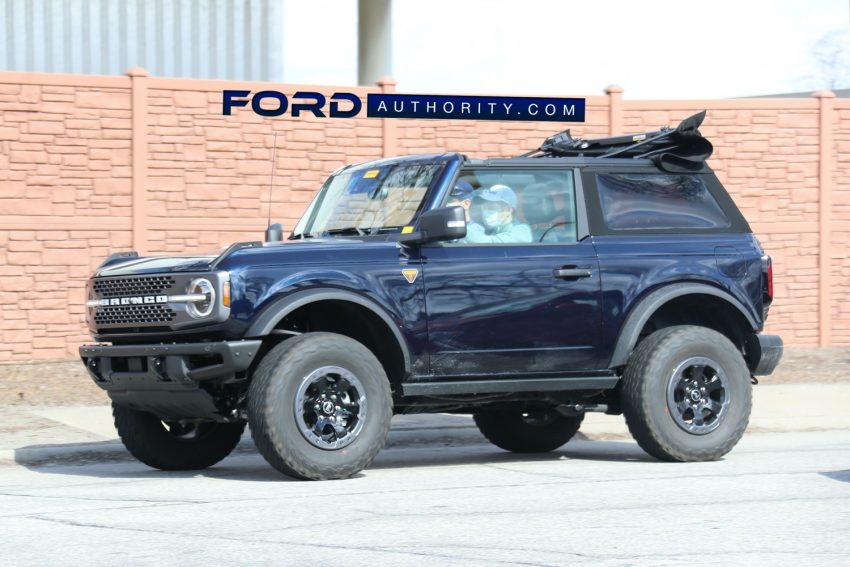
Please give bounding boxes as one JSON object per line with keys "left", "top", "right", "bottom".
{"left": 222, "top": 281, "right": 231, "bottom": 307}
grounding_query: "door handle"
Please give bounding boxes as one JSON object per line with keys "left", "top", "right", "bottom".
{"left": 554, "top": 267, "right": 592, "bottom": 279}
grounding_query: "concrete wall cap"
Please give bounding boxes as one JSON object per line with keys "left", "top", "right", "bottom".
{"left": 125, "top": 67, "right": 149, "bottom": 77}
{"left": 812, "top": 90, "right": 835, "bottom": 99}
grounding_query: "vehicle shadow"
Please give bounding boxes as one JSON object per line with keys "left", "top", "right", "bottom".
{"left": 820, "top": 470, "right": 850, "bottom": 483}
{"left": 373, "top": 439, "right": 653, "bottom": 471}
{"left": 11, "top": 440, "right": 289, "bottom": 482}
{"left": 12, "top": 436, "right": 653, "bottom": 482}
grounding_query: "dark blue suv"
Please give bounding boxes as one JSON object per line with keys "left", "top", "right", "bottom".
{"left": 80, "top": 114, "right": 782, "bottom": 479}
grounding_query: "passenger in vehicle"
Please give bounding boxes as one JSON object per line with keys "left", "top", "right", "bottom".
{"left": 447, "top": 180, "right": 475, "bottom": 222}
{"left": 462, "top": 184, "right": 533, "bottom": 244}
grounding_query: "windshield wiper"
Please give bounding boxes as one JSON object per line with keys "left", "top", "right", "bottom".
{"left": 322, "top": 227, "right": 367, "bottom": 237}
{"left": 370, "top": 226, "right": 404, "bottom": 234}
{"left": 288, "top": 232, "right": 314, "bottom": 240}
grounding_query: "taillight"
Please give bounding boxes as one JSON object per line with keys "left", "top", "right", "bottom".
{"left": 762, "top": 255, "right": 773, "bottom": 307}
{"left": 766, "top": 259, "right": 773, "bottom": 301}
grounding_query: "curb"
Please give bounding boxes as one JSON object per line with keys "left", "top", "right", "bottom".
{"left": 1, "top": 424, "right": 492, "bottom": 468}
{"left": 8, "top": 424, "right": 850, "bottom": 469}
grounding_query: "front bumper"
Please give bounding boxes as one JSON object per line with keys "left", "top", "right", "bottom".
{"left": 79, "top": 340, "right": 262, "bottom": 420}
{"left": 80, "top": 340, "right": 262, "bottom": 386}
{"left": 750, "top": 334, "right": 783, "bottom": 376}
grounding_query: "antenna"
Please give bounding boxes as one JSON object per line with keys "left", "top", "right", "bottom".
{"left": 267, "top": 131, "right": 278, "bottom": 228}
{"left": 264, "top": 132, "right": 282, "bottom": 242}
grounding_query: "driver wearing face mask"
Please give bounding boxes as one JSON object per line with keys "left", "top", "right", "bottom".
{"left": 463, "top": 184, "right": 533, "bottom": 244}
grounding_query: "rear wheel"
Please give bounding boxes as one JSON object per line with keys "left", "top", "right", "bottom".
{"left": 112, "top": 404, "right": 244, "bottom": 470}
{"left": 621, "top": 325, "right": 752, "bottom": 462}
{"left": 473, "top": 409, "right": 584, "bottom": 453}
{"left": 248, "top": 332, "right": 393, "bottom": 480}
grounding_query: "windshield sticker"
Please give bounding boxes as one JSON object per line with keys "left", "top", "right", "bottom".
{"left": 363, "top": 169, "right": 380, "bottom": 179}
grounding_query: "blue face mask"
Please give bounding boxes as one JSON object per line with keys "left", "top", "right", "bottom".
{"left": 484, "top": 212, "right": 508, "bottom": 229}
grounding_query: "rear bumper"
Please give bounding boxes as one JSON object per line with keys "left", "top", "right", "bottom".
{"left": 750, "top": 334, "right": 783, "bottom": 376}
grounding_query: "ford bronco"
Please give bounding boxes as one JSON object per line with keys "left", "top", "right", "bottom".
{"left": 80, "top": 112, "right": 782, "bottom": 479}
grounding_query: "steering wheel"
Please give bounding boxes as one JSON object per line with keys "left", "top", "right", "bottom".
{"left": 538, "top": 222, "right": 577, "bottom": 243}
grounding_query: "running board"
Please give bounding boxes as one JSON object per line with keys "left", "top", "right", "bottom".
{"left": 402, "top": 376, "right": 619, "bottom": 397}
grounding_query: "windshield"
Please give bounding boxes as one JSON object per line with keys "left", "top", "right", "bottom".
{"left": 292, "top": 162, "right": 444, "bottom": 237}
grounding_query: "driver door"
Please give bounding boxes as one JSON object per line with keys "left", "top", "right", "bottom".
{"left": 420, "top": 166, "right": 602, "bottom": 377}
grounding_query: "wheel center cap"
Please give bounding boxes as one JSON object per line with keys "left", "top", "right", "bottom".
{"left": 321, "top": 400, "right": 335, "bottom": 415}
{"left": 690, "top": 389, "right": 702, "bottom": 402}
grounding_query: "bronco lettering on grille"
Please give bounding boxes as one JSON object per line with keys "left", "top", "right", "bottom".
{"left": 95, "top": 295, "right": 169, "bottom": 307}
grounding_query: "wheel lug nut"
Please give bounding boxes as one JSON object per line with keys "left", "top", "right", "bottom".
{"left": 330, "top": 394, "right": 337, "bottom": 401}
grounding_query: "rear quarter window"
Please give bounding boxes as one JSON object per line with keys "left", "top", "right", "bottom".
{"left": 597, "top": 173, "right": 730, "bottom": 231}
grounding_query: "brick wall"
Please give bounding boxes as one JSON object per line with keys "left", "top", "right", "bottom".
{"left": 620, "top": 103, "right": 825, "bottom": 346}
{"left": 833, "top": 102, "right": 850, "bottom": 344}
{"left": 0, "top": 70, "right": 847, "bottom": 360}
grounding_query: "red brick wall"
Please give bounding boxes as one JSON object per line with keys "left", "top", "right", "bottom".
{"left": 620, "top": 104, "right": 825, "bottom": 345}
{"left": 143, "top": 86, "right": 384, "bottom": 250}
{"left": 833, "top": 103, "right": 850, "bottom": 343}
{"left": 1, "top": 76, "right": 135, "bottom": 361}
{"left": 1, "top": 70, "right": 847, "bottom": 360}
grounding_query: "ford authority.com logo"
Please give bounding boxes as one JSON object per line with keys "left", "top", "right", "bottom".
{"left": 223, "top": 90, "right": 585, "bottom": 123}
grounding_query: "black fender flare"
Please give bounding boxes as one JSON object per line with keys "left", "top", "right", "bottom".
{"left": 245, "top": 288, "right": 411, "bottom": 371}
{"left": 608, "top": 283, "right": 759, "bottom": 368}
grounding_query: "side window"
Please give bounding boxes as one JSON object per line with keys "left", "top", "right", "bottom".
{"left": 596, "top": 173, "right": 730, "bottom": 231}
{"left": 443, "top": 169, "right": 577, "bottom": 245}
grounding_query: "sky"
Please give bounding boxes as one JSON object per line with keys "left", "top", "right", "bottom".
{"left": 283, "top": 0, "right": 850, "bottom": 99}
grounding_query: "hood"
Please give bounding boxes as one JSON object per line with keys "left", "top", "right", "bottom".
{"left": 95, "top": 255, "right": 216, "bottom": 277}
{"left": 93, "top": 238, "right": 393, "bottom": 278}
{"left": 215, "top": 238, "right": 400, "bottom": 271}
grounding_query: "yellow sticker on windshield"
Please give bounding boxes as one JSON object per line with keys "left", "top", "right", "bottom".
{"left": 363, "top": 169, "right": 380, "bottom": 179}
{"left": 401, "top": 226, "right": 414, "bottom": 234}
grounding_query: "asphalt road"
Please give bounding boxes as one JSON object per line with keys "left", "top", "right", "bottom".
{"left": 1, "top": 430, "right": 849, "bottom": 566}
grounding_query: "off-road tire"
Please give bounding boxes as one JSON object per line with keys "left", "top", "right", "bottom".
{"left": 112, "top": 404, "right": 244, "bottom": 470}
{"left": 621, "top": 325, "right": 751, "bottom": 462}
{"left": 248, "top": 332, "right": 393, "bottom": 480}
{"left": 473, "top": 410, "right": 584, "bottom": 453}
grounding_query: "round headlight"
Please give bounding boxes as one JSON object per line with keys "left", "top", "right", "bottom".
{"left": 186, "top": 278, "right": 215, "bottom": 318}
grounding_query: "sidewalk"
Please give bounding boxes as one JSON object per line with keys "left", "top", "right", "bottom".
{"left": 2, "top": 383, "right": 849, "bottom": 467}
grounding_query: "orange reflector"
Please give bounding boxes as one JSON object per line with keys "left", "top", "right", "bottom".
{"left": 222, "top": 281, "right": 231, "bottom": 307}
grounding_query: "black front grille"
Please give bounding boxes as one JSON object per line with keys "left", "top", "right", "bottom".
{"left": 93, "top": 276, "right": 176, "bottom": 298}
{"left": 94, "top": 304, "right": 176, "bottom": 325}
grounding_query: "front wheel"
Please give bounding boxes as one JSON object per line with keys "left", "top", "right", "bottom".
{"left": 621, "top": 325, "right": 752, "bottom": 462}
{"left": 248, "top": 333, "right": 393, "bottom": 480}
{"left": 112, "top": 405, "right": 245, "bottom": 470}
{"left": 473, "top": 409, "right": 584, "bottom": 453}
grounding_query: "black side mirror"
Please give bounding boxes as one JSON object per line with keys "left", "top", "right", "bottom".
{"left": 399, "top": 207, "right": 466, "bottom": 245}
